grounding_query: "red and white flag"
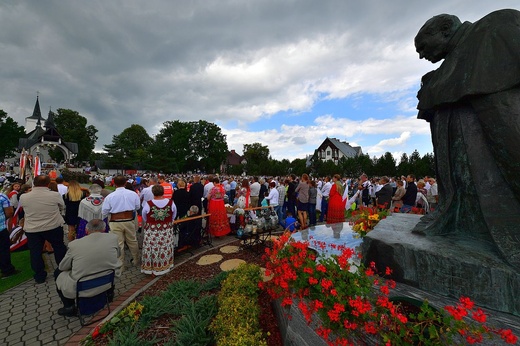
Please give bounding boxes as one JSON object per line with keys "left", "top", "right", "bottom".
{"left": 19, "top": 149, "right": 26, "bottom": 180}
{"left": 33, "top": 155, "right": 41, "bottom": 177}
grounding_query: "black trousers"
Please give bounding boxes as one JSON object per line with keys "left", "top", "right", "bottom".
{"left": 0, "top": 229, "right": 15, "bottom": 275}
{"left": 26, "top": 226, "right": 67, "bottom": 282}
{"left": 53, "top": 268, "right": 75, "bottom": 307}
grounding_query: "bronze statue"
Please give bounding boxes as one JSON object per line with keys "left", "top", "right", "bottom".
{"left": 414, "top": 9, "right": 520, "bottom": 269}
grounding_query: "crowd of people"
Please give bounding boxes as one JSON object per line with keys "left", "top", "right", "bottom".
{"left": 0, "top": 169, "right": 437, "bottom": 317}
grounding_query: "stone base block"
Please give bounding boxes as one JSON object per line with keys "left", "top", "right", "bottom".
{"left": 361, "top": 213, "right": 520, "bottom": 316}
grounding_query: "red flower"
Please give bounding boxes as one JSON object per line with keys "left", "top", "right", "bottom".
{"left": 445, "top": 305, "right": 468, "bottom": 320}
{"left": 499, "top": 329, "right": 518, "bottom": 344}
{"left": 282, "top": 297, "right": 293, "bottom": 307}
{"left": 471, "top": 308, "right": 487, "bottom": 323}
{"left": 364, "top": 321, "right": 377, "bottom": 334}
{"left": 466, "top": 334, "right": 483, "bottom": 344}
{"left": 459, "top": 296, "right": 474, "bottom": 310}
{"left": 396, "top": 313, "right": 408, "bottom": 324}
{"left": 316, "top": 264, "right": 327, "bottom": 273}
{"left": 91, "top": 325, "right": 101, "bottom": 339}
{"left": 314, "top": 299, "right": 324, "bottom": 310}
{"left": 303, "top": 267, "right": 313, "bottom": 275}
{"left": 344, "top": 319, "right": 358, "bottom": 330}
{"left": 316, "top": 327, "right": 332, "bottom": 340}
{"left": 320, "top": 278, "right": 333, "bottom": 290}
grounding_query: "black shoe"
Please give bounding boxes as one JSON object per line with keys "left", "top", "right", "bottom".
{"left": 58, "top": 306, "right": 77, "bottom": 317}
{"left": 1, "top": 269, "right": 21, "bottom": 279}
{"left": 35, "top": 276, "right": 47, "bottom": 284}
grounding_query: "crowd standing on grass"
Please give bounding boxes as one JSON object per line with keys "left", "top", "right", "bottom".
{"left": 0, "top": 168, "right": 438, "bottom": 316}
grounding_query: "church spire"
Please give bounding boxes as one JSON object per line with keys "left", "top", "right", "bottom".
{"left": 45, "top": 107, "right": 56, "bottom": 130}
{"left": 28, "top": 95, "right": 43, "bottom": 120}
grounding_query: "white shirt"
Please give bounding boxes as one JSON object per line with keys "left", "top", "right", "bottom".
{"left": 321, "top": 182, "right": 332, "bottom": 197}
{"left": 101, "top": 187, "right": 140, "bottom": 218}
{"left": 264, "top": 188, "right": 280, "bottom": 206}
{"left": 57, "top": 183, "right": 68, "bottom": 196}
{"left": 140, "top": 185, "right": 154, "bottom": 208}
{"left": 250, "top": 182, "right": 261, "bottom": 197}
{"left": 141, "top": 199, "right": 177, "bottom": 223}
{"left": 203, "top": 182, "right": 214, "bottom": 198}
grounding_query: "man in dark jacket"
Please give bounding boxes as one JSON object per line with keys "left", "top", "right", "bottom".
{"left": 400, "top": 175, "right": 417, "bottom": 213}
{"left": 188, "top": 175, "right": 204, "bottom": 215}
{"left": 375, "top": 176, "right": 393, "bottom": 210}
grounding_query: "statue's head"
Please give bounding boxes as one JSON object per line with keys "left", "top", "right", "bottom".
{"left": 415, "top": 14, "right": 461, "bottom": 63}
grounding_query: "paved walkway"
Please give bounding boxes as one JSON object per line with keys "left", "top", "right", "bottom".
{"left": 0, "top": 231, "right": 239, "bottom": 346}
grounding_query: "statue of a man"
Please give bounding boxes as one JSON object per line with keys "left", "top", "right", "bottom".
{"left": 414, "top": 9, "right": 520, "bottom": 269}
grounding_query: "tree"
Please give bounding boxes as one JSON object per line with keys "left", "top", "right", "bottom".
{"left": 420, "top": 153, "right": 435, "bottom": 177}
{"left": 151, "top": 120, "right": 193, "bottom": 173}
{"left": 357, "top": 154, "right": 375, "bottom": 177}
{"left": 375, "top": 152, "right": 397, "bottom": 177}
{"left": 269, "top": 158, "right": 290, "bottom": 177}
{"left": 397, "top": 153, "right": 410, "bottom": 177}
{"left": 151, "top": 120, "right": 228, "bottom": 173}
{"left": 0, "top": 110, "right": 25, "bottom": 161}
{"left": 190, "top": 120, "right": 228, "bottom": 173}
{"left": 242, "top": 143, "right": 270, "bottom": 175}
{"left": 315, "top": 160, "right": 338, "bottom": 177}
{"left": 103, "top": 124, "right": 153, "bottom": 170}
{"left": 290, "top": 158, "right": 308, "bottom": 176}
{"left": 52, "top": 109, "right": 98, "bottom": 162}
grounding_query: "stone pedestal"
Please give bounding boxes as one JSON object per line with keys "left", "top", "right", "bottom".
{"left": 361, "top": 213, "right": 520, "bottom": 316}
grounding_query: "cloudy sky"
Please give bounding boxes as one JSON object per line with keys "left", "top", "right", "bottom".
{"left": 1, "top": 1, "right": 518, "bottom": 161}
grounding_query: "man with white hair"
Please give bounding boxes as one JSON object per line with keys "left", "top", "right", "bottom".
{"left": 54, "top": 218, "right": 121, "bottom": 316}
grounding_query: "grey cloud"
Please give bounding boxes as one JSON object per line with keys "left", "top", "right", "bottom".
{"left": 1, "top": 0, "right": 517, "bottom": 152}
{"left": 292, "top": 137, "right": 307, "bottom": 145}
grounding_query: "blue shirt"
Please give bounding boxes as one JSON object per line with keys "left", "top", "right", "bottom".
{"left": 0, "top": 193, "right": 10, "bottom": 230}
{"left": 285, "top": 216, "right": 297, "bottom": 232}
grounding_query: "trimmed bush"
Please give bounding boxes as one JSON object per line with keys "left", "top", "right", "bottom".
{"left": 210, "top": 263, "right": 267, "bottom": 346}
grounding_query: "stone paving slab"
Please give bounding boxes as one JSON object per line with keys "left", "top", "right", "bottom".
{"left": 0, "top": 231, "right": 238, "bottom": 346}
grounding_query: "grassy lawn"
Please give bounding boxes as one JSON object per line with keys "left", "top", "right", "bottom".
{"left": 0, "top": 250, "right": 33, "bottom": 294}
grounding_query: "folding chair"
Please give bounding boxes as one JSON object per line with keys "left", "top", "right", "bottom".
{"left": 76, "top": 269, "right": 115, "bottom": 326}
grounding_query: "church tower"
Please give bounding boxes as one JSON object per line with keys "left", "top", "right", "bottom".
{"left": 25, "top": 95, "right": 46, "bottom": 134}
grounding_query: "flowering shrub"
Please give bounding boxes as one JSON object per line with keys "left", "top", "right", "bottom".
{"left": 348, "top": 206, "right": 389, "bottom": 237}
{"left": 260, "top": 232, "right": 518, "bottom": 345}
{"left": 83, "top": 301, "right": 144, "bottom": 344}
{"left": 210, "top": 263, "right": 267, "bottom": 346}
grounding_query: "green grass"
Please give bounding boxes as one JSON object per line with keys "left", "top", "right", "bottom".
{"left": 0, "top": 250, "right": 33, "bottom": 294}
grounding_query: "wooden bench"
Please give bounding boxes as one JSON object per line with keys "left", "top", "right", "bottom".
{"left": 173, "top": 213, "right": 211, "bottom": 255}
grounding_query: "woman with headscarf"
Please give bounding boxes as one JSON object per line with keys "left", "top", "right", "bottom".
{"left": 327, "top": 174, "right": 346, "bottom": 224}
{"left": 141, "top": 185, "right": 177, "bottom": 276}
{"left": 76, "top": 184, "right": 108, "bottom": 239}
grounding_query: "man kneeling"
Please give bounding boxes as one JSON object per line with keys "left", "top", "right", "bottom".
{"left": 55, "top": 219, "right": 122, "bottom": 316}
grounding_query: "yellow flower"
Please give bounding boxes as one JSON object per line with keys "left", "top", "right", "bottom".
{"left": 368, "top": 214, "right": 379, "bottom": 221}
